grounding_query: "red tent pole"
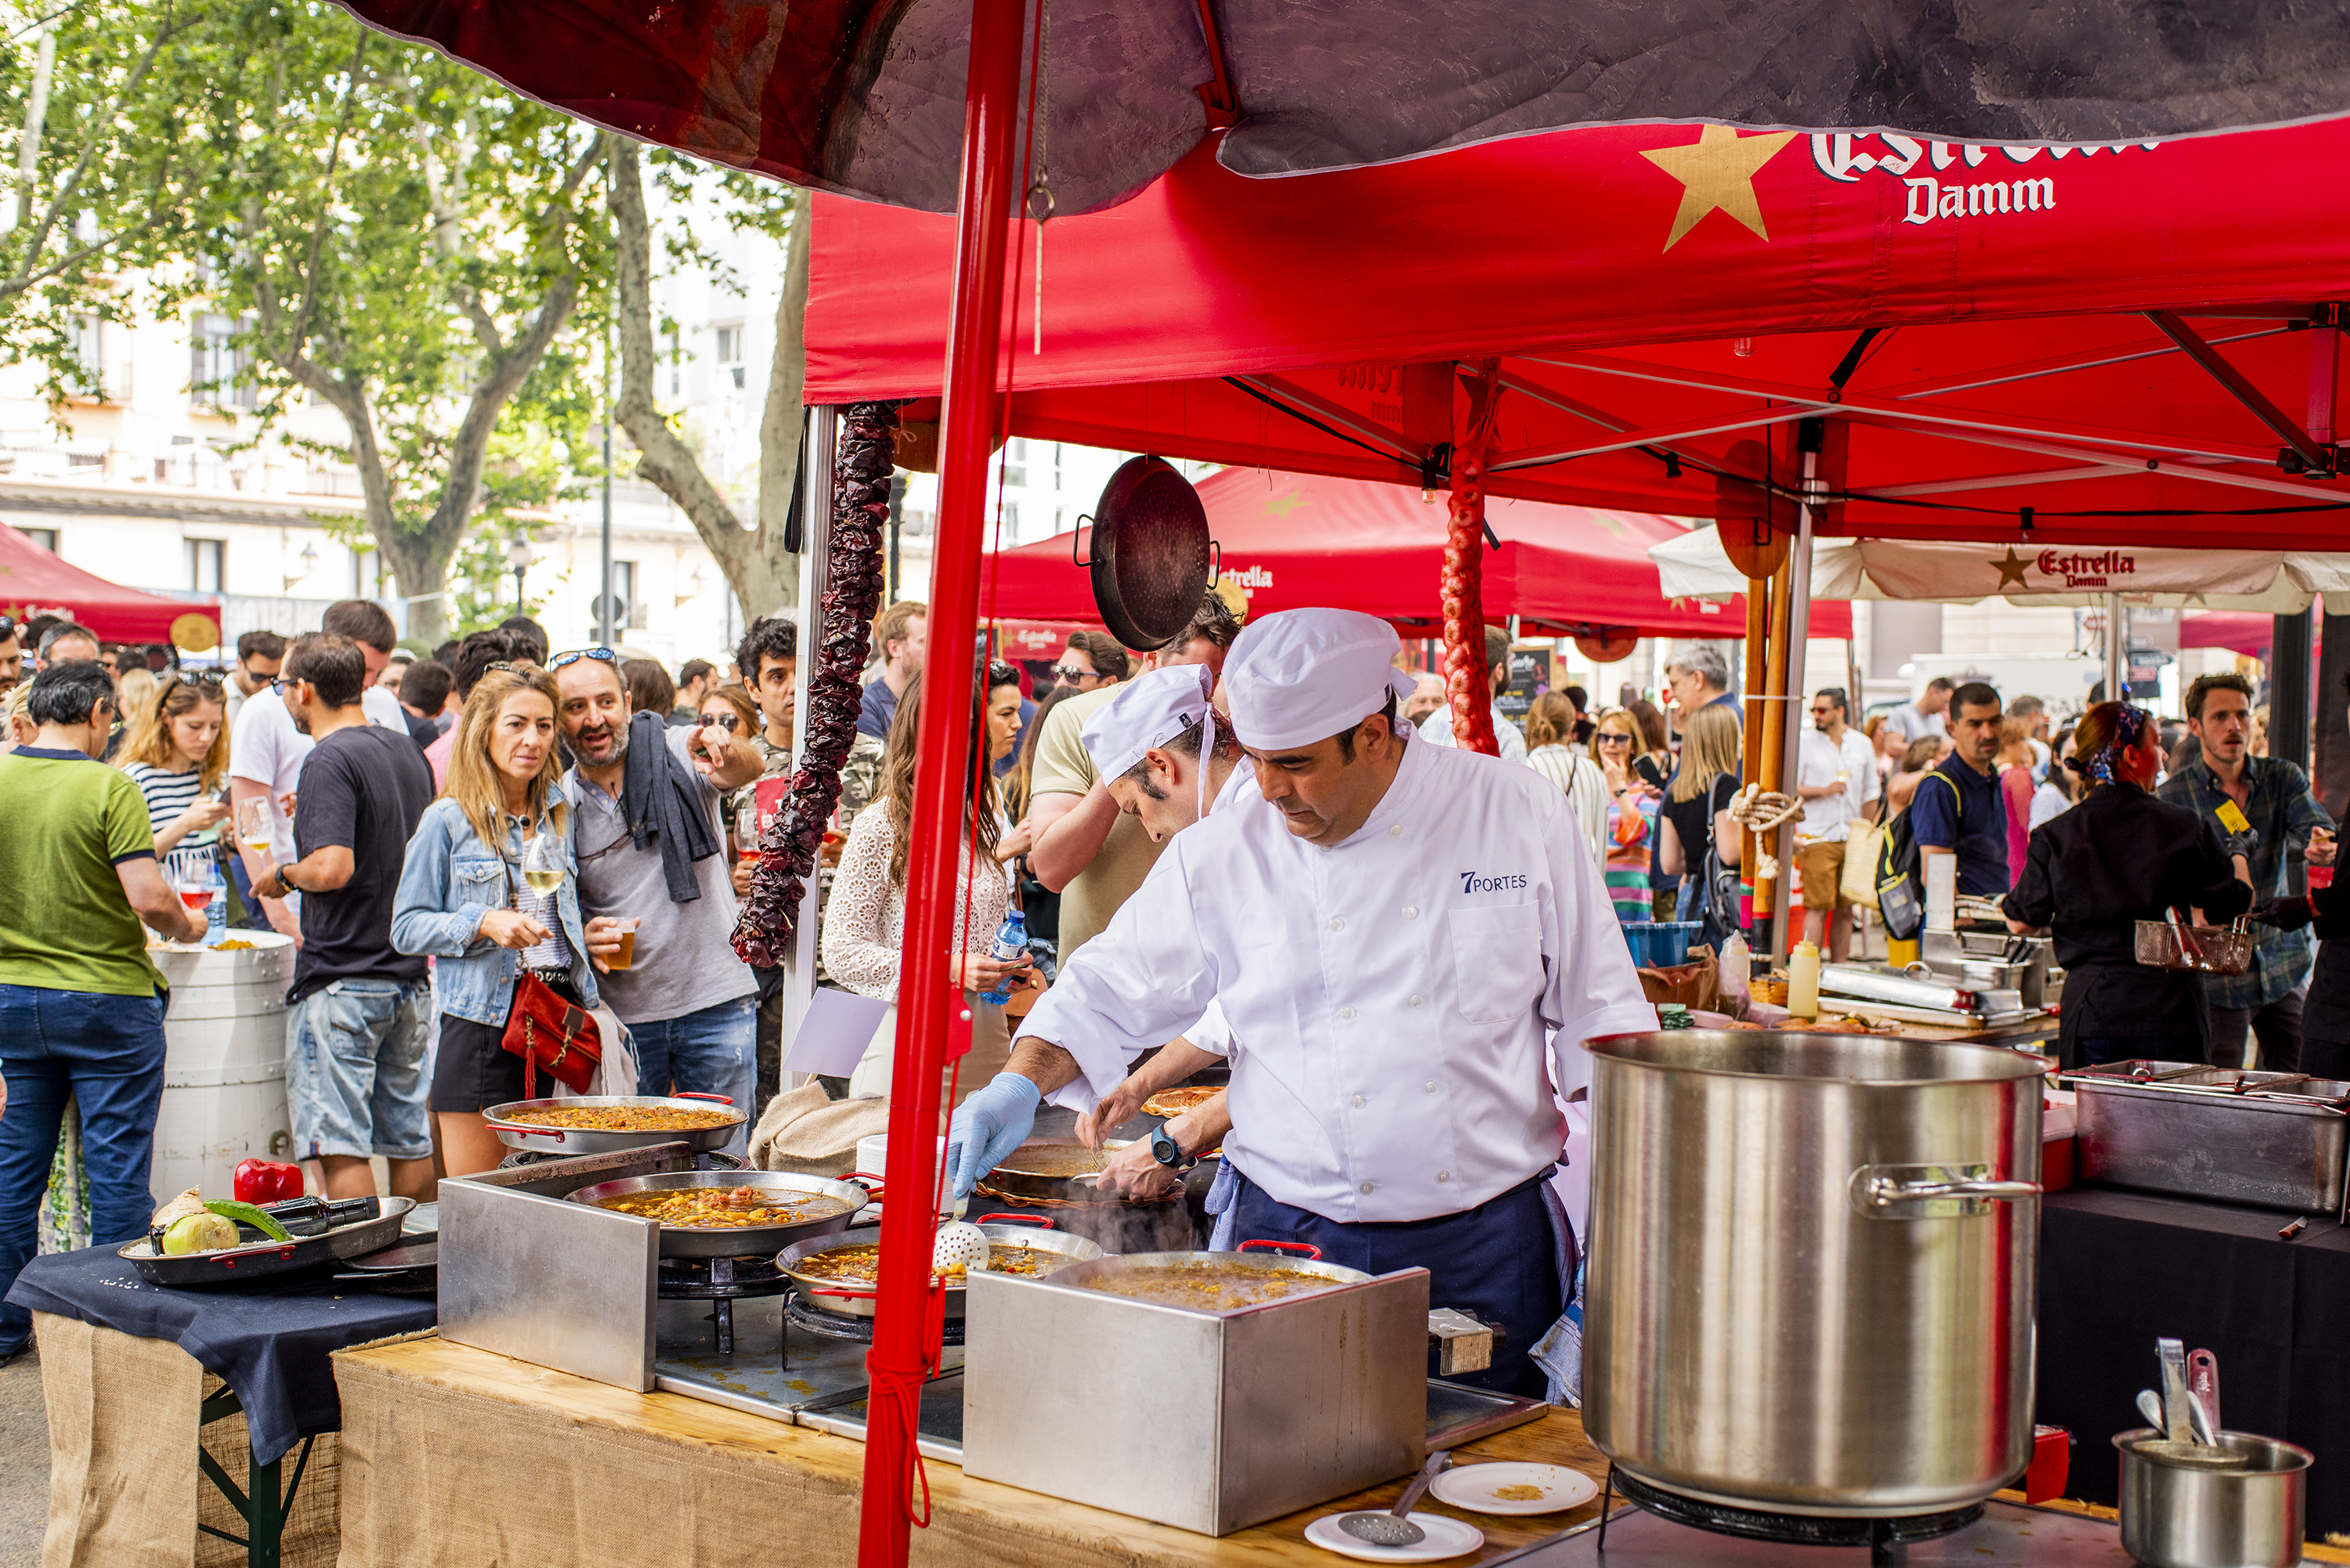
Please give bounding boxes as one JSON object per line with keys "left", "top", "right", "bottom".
{"left": 855, "top": 4, "right": 1025, "bottom": 1566}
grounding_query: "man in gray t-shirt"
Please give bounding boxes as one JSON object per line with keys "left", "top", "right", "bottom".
{"left": 555, "top": 650, "right": 766, "bottom": 1153}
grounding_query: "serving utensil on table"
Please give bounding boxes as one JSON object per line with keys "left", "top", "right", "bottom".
{"left": 1336, "top": 1451, "right": 1452, "bottom": 1547}
{"left": 2134, "top": 1339, "right": 2248, "bottom": 1469}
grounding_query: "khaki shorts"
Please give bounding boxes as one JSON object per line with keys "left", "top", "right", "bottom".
{"left": 1795, "top": 838, "right": 1850, "bottom": 912}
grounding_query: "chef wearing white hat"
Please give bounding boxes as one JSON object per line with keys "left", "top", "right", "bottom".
{"left": 945, "top": 608, "right": 1654, "bottom": 1395}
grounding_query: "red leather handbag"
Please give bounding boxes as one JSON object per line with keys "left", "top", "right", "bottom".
{"left": 502, "top": 972, "right": 602, "bottom": 1097}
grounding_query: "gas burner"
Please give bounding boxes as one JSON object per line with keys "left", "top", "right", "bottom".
{"left": 1603, "top": 1467, "right": 1982, "bottom": 1566}
{"left": 785, "top": 1295, "right": 967, "bottom": 1346}
{"left": 657, "top": 1252, "right": 790, "bottom": 1355}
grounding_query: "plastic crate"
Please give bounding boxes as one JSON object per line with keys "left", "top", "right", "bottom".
{"left": 1622, "top": 921, "right": 1703, "bottom": 970}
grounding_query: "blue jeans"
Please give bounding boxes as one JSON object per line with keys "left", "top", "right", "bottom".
{"left": 0, "top": 984, "right": 169, "bottom": 1353}
{"left": 626, "top": 996, "right": 756, "bottom": 1158}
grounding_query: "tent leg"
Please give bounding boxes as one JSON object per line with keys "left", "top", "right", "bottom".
{"left": 856, "top": 4, "right": 1025, "bottom": 1568}
{"left": 1770, "top": 453, "right": 1818, "bottom": 962}
{"left": 1755, "top": 554, "right": 1794, "bottom": 940}
{"left": 1741, "top": 580, "right": 1770, "bottom": 919}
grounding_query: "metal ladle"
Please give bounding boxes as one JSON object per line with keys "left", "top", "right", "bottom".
{"left": 1336, "top": 1450, "right": 1452, "bottom": 1548}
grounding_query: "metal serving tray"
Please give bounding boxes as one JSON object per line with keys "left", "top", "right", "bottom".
{"left": 961, "top": 1258, "right": 1430, "bottom": 1535}
{"left": 2064, "top": 1060, "right": 2350, "bottom": 1216}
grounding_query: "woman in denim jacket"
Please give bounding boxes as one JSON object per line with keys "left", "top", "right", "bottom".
{"left": 393, "top": 667, "right": 598, "bottom": 1176}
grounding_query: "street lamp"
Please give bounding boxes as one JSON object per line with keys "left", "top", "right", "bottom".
{"left": 507, "top": 536, "right": 533, "bottom": 611}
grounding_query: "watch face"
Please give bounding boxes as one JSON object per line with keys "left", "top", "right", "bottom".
{"left": 1151, "top": 1126, "right": 1180, "bottom": 1166}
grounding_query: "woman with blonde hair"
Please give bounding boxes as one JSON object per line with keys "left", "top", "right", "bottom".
{"left": 1656, "top": 702, "right": 1745, "bottom": 943}
{"left": 115, "top": 671, "right": 232, "bottom": 856}
{"left": 392, "top": 666, "right": 599, "bottom": 1176}
{"left": 1522, "top": 692, "right": 1607, "bottom": 854}
{"left": 1585, "top": 707, "right": 1661, "bottom": 923}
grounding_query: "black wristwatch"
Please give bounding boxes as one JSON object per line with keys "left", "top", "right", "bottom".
{"left": 1151, "top": 1124, "right": 1199, "bottom": 1173}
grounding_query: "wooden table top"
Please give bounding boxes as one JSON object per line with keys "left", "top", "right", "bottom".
{"left": 336, "top": 1334, "right": 1611, "bottom": 1565}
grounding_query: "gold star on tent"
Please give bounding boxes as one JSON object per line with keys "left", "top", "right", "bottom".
{"left": 1260, "top": 490, "right": 1310, "bottom": 520}
{"left": 1988, "top": 547, "right": 2034, "bottom": 591}
{"left": 1640, "top": 125, "right": 1799, "bottom": 251}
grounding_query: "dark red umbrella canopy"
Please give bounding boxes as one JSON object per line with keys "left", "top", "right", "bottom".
{"left": 808, "top": 118, "right": 2350, "bottom": 548}
{"left": 339, "top": 0, "right": 2350, "bottom": 218}
{"left": 979, "top": 466, "right": 1851, "bottom": 638}
{"left": 0, "top": 525, "right": 220, "bottom": 649}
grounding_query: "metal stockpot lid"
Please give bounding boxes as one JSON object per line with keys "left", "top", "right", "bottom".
{"left": 1584, "top": 1029, "right": 2051, "bottom": 1085}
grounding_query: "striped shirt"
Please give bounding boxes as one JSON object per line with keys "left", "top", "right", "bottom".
{"left": 121, "top": 763, "right": 214, "bottom": 844}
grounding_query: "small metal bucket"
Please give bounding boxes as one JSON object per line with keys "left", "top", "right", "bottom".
{"left": 2117, "top": 1429, "right": 2312, "bottom": 1568}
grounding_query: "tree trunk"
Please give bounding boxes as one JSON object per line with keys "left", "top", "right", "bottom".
{"left": 609, "top": 137, "right": 809, "bottom": 623}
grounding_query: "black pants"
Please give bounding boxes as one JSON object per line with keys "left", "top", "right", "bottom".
{"left": 2204, "top": 985, "right": 2306, "bottom": 1072}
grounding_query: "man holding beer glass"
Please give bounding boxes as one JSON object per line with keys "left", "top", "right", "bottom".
{"left": 552, "top": 648, "right": 765, "bottom": 1154}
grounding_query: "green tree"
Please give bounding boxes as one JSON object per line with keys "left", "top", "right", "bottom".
{"left": 8, "top": 2, "right": 609, "bottom": 645}
{"left": 609, "top": 137, "right": 808, "bottom": 620}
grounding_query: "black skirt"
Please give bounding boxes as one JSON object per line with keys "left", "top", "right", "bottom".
{"left": 428, "top": 974, "right": 584, "bottom": 1113}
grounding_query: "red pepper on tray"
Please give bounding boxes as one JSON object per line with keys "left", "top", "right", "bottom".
{"left": 233, "top": 1158, "right": 303, "bottom": 1205}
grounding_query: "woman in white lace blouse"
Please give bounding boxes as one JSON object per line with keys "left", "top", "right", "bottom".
{"left": 822, "top": 670, "right": 1027, "bottom": 1100}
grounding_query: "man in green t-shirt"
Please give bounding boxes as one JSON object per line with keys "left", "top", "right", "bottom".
{"left": 0, "top": 659, "right": 205, "bottom": 1360}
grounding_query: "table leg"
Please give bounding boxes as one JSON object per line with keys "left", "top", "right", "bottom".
{"left": 194, "top": 1384, "right": 313, "bottom": 1568}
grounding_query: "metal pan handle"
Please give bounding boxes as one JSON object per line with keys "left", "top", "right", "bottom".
{"left": 1239, "top": 1238, "right": 1321, "bottom": 1259}
{"left": 674, "top": 1091, "right": 735, "bottom": 1105}
{"left": 971, "top": 1212, "right": 1052, "bottom": 1229}
{"left": 481, "top": 1118, "right": 561, "bottom": 1140}
{"left": 844, "top": 1171, "right": 887, "bottom": 1198}
{"left": 1853, "top": 1162, "right": 2040, "bottom": 1218}
{"left": 806, "top": 1286, "right": 877, "bottom": 1299}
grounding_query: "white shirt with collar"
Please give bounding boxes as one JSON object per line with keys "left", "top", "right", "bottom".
{"left": 1417, "top": 702, "right": 1528, "bottom": 763}
{"left": 1797, "top": 724, "right": 1879, "bottom": 841}
{"left": 1017, "top": 734, "right": 1655, "bottom": 1223}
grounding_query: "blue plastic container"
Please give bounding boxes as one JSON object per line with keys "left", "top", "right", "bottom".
{"left": 1622, "top": 920, "right": 1703, "bottom": 969}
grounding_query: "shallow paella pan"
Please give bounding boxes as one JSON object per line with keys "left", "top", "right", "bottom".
{"left": 566, "top": 1171, "right": 869, "bottom": 1259}
{"left": 483, "top": 1092, "right": 743, "bottom": 1155}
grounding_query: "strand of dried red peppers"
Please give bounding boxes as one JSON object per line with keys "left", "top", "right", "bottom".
{"left": 1443, "top": 365, "right": 1501, "bottom": 756}
{"left": 732, "top": 401, "right": 897, "bottom": 966}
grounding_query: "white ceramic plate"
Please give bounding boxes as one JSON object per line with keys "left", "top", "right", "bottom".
{"left": 1428, "top": 1461, "right": 1600, "bottom": 1516}
{"left": 1303, "top": 1512, "right": 1485, "bottom": 1562}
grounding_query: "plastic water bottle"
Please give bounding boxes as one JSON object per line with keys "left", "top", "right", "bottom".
{"left": 978, "top": 910, "right": 1028, "bottom": 1006}
{"left": 206, "top": 865, "right": 227, "bottom": 941}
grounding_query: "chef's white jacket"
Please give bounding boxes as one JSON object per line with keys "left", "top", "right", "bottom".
{"left": 1015, "top": 732, "right": 1657, "bottom": 1223}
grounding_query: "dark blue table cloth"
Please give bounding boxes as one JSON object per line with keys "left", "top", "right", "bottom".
{"left": 7, "top": 1245, "right": 436, "bottom": 1464}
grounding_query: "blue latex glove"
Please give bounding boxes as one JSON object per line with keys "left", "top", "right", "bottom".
{"left": 945, "top": 1071, "right": 1043, "bottom": 1201}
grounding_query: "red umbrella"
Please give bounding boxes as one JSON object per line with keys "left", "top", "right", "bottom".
{"left": 0, "top": 524, "right": 221, "bottom": 649}
{"left": 979, "top": 467, "right": 1852, "bottom": 638}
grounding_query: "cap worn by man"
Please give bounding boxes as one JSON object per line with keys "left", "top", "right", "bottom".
{"left": 1079, "top": 664, "right": 1217, "bottom": 780}
{"left": 1224, "top": 608, "right": 1415, "bottom": 750}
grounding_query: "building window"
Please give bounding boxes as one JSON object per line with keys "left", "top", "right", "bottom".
{"left": 1002, "top": 437, "right": 1026, "bottom": 487}
{"left": 68, "top": 317, "right": 103, "bottom": 396}
{"left": 714, "top": 325, "right": 746, "bottom": 388}
{"left": 607, "top": 558, "right": 642, "bottom": 630}
{"left": 1000, "top": 500, "right": 1019, "bottom": 537}
{"left": 186, "top": 538, "right": 225, "bottom": 592}
{"left": 24, "top": 527, "right": 57, "bottom": 553}
{"left": 190, "top": 314, "right": 258, "bottom": 409}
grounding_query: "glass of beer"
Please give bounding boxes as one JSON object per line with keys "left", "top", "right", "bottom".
{"left": 609, "top": 916, "right": 642, "bottom": 970}
{"left": 233, "top": 797, "right": 273, "bottom": 856}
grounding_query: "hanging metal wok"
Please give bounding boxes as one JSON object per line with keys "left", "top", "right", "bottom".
{"left": 1079, "top": 455, "right": 1214, "bottom": 652}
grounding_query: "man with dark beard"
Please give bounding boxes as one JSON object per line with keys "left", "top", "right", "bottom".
{"left": 552, "top": 648, "right": 765, "bottom": 1153}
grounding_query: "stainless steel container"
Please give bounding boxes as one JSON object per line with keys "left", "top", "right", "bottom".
{"left": 962, "top": 1253, "right": 1430, "bottom": 1534}
{"left": 2117, "top": 1429, "right": 2312, "bottom": 1568}
{"left": 2066, "top": 1061, "right": 2350, "bottom": 1215}
{"left": 1582, "top": 1031, "right": 2046, "bottom": 1517}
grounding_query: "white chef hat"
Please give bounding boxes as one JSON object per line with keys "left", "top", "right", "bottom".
{"left": 1224, "top": 608, "right": 1415, "bottom": 750}
{"left": 1079, "top": 663, "right": 1216, "bottom": 782}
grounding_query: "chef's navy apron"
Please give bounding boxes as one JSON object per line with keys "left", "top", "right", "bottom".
{"left": 1225, "top": 1163, "right": 1570, "bottom": 1399}
{"left": 2059, "top": 963, "right": 2210, "bottom": 1070}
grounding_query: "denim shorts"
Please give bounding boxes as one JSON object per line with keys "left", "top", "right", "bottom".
{"left": 286, "top": 977, "right": 434, "bottom": 1161}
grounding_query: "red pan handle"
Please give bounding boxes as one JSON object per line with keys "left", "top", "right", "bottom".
{"left": 1239, "top": 1238, "right": 1321, "bottom": 1259}
{"left": 674, "top": 1092, "right": 735, "bottom": 1104}
{"left": 844, "top": 1171, "right": 888, "bottom": 1197}
{"left": 482, "top": 1118, "right": 562, "bottom": 1140}
{"left": 972, "top": 1212, "right": 1053, "bottom": 1229}
{"left": 806, "top": 1286, "right": 877, "bottom": 1299}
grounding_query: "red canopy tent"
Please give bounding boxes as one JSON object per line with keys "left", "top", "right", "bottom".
{"left": 979, "top": 466, "right": 1851, "bottom": 638}
{"left": 808, "top": 119, "right": 2350, "bottom": 548}
{"left": 0, "top": 524, "right": 221, "bottom": 649}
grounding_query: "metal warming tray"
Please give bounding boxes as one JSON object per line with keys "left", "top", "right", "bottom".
{"left": 962, "top": 1250, "right": 1431, "bottom": 1535}
{"left": 2064, "top": 1060, "right": 2350, "bottom": 1216}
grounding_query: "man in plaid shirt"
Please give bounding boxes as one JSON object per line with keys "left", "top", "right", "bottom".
{"left": 2157, "top": 673, "right": 2337, "bottom": 1069}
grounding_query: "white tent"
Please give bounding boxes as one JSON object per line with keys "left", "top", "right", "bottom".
{"left": 1650, "top": 526, "right": 2350, "bottom": 613}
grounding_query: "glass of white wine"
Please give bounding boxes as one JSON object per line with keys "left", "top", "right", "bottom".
{"left": 521, "top": 832, "right": 565, "bottom": 897}
{"left": 234, "top": 797, "right": 273, "bottom": 858}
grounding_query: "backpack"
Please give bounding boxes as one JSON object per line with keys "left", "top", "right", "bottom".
{"left": 1877, "top": 771, "right": 1961, "bottom": 940}
{"left": 1694, "top": 777, "right": 1744, "bottom": 948}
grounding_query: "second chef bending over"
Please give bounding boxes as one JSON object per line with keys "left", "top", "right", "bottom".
{"left": 945, "top": 608, "right": 1656, "bottom": 1396}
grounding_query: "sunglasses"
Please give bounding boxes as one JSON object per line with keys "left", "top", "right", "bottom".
{"left": 1596, "top": 732, "right": 1633, "bottom": 746}
{"left": 161, "top": 673, "right": 226, "bottom": 702}
{"left": 1050, "top": 665, "right": 1102, "bottom": 681}
{"left": 548, "top": 647, "right": 620, "bottom": 670}
{"left": 701, "top": 711, "right": 742, "bottom": 732}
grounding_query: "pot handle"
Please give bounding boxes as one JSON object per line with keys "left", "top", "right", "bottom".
{"left": 971, "top": 1212, "right": 1052, "bottom": 1229}
{"left": 1239, "top": 1238, "right": 1322, "bottom": 1259}
{"left": 675, "top": 1092, "right": 736, "bottom": 1105}
{"left": 481, "top": 1117, "right": 559, "bottom": 1140}
{"left": 1853, "top": 1163, "right": 2041, "bottom": 1218}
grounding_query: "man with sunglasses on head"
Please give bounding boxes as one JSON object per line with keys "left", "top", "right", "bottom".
{"left": 551, "top": 645, "right": 768, "bottom": 1152}
{"left": 228, "top": 602, "right": 409, "bottom": 941}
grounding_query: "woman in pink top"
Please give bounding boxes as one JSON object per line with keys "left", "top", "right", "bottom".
{"left": 1996, "top": 718, "right": 2037, "bottom": 883}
